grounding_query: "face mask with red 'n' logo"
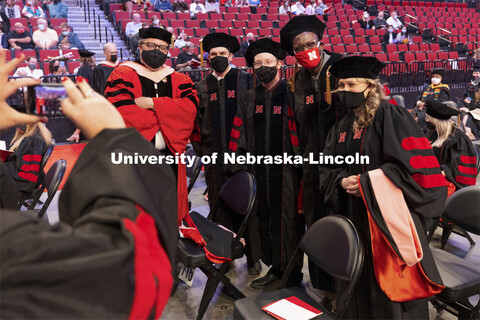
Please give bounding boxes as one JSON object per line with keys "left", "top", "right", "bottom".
{"left": 295, "top": 45, "right": 321, "bottom": 69}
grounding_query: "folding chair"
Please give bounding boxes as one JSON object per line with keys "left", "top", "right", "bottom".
{"left": 234, "top": 215, "right": 364, "bottom": 320}
{"left": 185, "top": 147, "right": 203, "bottom": 194}
{"left": 22, "top": 159, "right": 66, "bottom": 220}
{"left": 429, "top": 186, "right": 480, "bottom": 320}
{"left": 173, "top": 171, "right": 257, "bottom": 320}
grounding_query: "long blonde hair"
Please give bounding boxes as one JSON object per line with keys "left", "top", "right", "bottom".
{"left": 10, "top": 123, "right": 52, "bottom": 152}
{"left": 426, "top": 114, "right": 456, "bottom": 147}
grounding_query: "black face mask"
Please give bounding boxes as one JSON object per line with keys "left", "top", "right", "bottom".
{"left": 110, "top": 54, "right": 117, "bottom": 63}
{"left": 255, "top": 66, "right": 277, "bottom": 84}
{"left": 53, "top": 65, "right": 59, "bottom": 72}
{"left": 141, "top": 49, "right": 167, "bottom": 69}
{"left": 426, "top": 122, "right": 436, "bottom": 130}
{"left": 210, "top": 56, "right": 229, "bottom": 73}
{"left": 335, "top": 86, "right": 369, "bottom": 110}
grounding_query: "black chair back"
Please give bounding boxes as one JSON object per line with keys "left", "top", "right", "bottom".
{"left": 36, "top": 159, "right": 67, "bottom": 219}
{"left": 443, "top": 185, "right": 480, "bottom": 235}
{"left": 218, "top": 171, "right": 256, "bottom": 216}
{"left": 185, "top": 147, "right": 203, "bottom": 193}
{"left": 40, "top": 139, "right": 55, "bottom": 173}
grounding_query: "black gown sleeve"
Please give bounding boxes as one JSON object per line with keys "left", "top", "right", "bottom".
{"left": 227, "top": 90, "right": 249, "bottom": 174}
{"left": 92, "top": 65, "right": 103, "bottom": 94}
{"left": 436, "top": 88, "right": 450, "bottom": 102}
{"left": 1, "top": 128, "right": 178, "bottom": 319}
{"left": 0, "top": 162, "right": 18, "bottom": 209}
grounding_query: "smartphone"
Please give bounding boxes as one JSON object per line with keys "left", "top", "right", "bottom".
{"left": 59, "top": 60, "right": 65, "bottom": 67}
{"left": 32, "top": 84, "right": 67, "bottom": 117}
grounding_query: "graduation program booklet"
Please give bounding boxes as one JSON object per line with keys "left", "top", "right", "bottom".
{"left": 262, "top": 296, "right": 323, "bottom": 320}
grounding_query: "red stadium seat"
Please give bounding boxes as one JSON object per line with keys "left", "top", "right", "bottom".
{"left": 114, "top": 11, "right": 130, "bottom": 26}
{"left": 388, "top": 53, "right": 400, "bottom": 61}
{"left": 346, "top": 45, "right": 358, "bottom": 54}
{"left": 448, "top": 51, "right": 458, "bottom": 59}
{"left": 260, "top": 21, "right": 273, "bottom": 28}
{"left": 13, "top": 50, "right": 36, "bottom": 59}
{"left": 226, "top": 6, "right": 239, "bottom": 13}
{"left": 219, "top": 20, "right": 233, "bottom": 28}
{"left": 339, "top": 29, "right": 351, "bottom": 37}
{"left": 416, "top": 52, "right": 427, "bottom": 61}
{"left": 231, "top": 57, "right": 246, "bottom": 67}
{"left": 355, "top": 37, "right": 366, "bottom": 44}
{"left": 430, "top": 43, "right": 440, "bottom": 52}
{"left": 358, "top": 44, "right": 370, "bottom": 53}
{"left": 9, "top": 17, "right": 28, "bottom": 27}
{"left": 186, "top": 20, "right": 200, "bottom": 28}
{"left": 250, "top": 14, "right": 262, "bottom": 21}
{"left": 223, "top": 13, "right": 236, "bottom": 21}
{"left": 330, "top": 37, "right": 342, "bottom": 45}
{"left": 67, "top": 60, "right": 80, "bottom": 74}
{"left": 386, "top": 45, "right": 397, "bottom": 54}
{"left": 343, "top": 37, "right": 354, "bottom": 44}
{"left": 370, "top": 44, "right": 382, "bottom": 53}
{"left": 3, "top": 50, "right": 12, "bottom": 61}
{"left": 196, "top": 13, "right": 209, "bottom": 20}
{"left": 195, "top": 29, "right": 209, "bottom": 37}
{"left": 204, "top": 20, "right": 218, "bottom": 28}
{"left": 229, "top": 29, "right": 245, "bottom": 37}
{"left": 39, "top": 49, "right": 60, "bottom": 61}
{"left": 354, "top": 29, "right": 365, "bottom": 37}
{"left": 408, "top": 44, "right": 419, "bottom": 52}
{"left": 365, "top": 29, "right": 376, "bottom": 37}
{"left": 170, "top": 20, "right": 185, "bottom": 28}
{"left": 233, "top": 20, "right": 246, "bottom": 28}
{"left": 247, "top": 21, "right": 260, "bottom": 28}
{"left": 404, "top": 52, "right": 415, "bottom": 64}
{"left": 397, "top": 44, "right": 408, "bottom": 52}
{"left": 210, "top": 13, "right": 222, "bottom": 20}
{"left": 244, "top": 28, "right": 258, "bottom": 36}
{"left": 437, "top": 51, "right": 448, "bottom": 60}
{"left": 237, "top": 13, "right": 249, "bottom": 21}
{"left": 50, "top": 18, "right": 67, "bottom": 27}
{"left": 259, "top": 29, "right": 272, "bottom": 36}
{"left": 331, "top": 45, "right": 345, "bottom": 54}
{"left": 375, "top": 53, "right": 388, "bottom": 62}
{"left": 177, "top": 12, "right": 190, "bottom": 20}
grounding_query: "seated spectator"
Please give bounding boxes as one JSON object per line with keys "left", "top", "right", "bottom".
{"left": 4, "top": 0, "right": 21, "bottom": 18}
{"left": 0, "top": 11, "right": 10, "bottom": 33}
{"left": 22, "top": 0, "right": 45, "bottom": 18}
{"left": 386, "top": 10, "right": 403, "bottom": 30}
{"left": 305, "top": 0, "right": 316, "bottom": 15}
{"left": 0, "top": 23, "right": 7, "bottom": 48}
{"left": 131, "top": 22, "right": 150, "bottom": 57}
{"left": 189, "top": 0, "right": 206, "bottom": 15}
{"left": 458, "top": 64, "right": 480, "bottom": 140}
{"left": 237, "top": 0, "right": 247, "bottom": 6}
{"left": 166, "top": 26, "right": 176, "bottom": 37}
{"left": 43, "top": 59, "right": 68, "bottom": 83}
{"left": 125, "top": 13, "right": 142, "bottom": 48}
{"left": 174, "top": 32, "right": 187, "bottom": 48}
{"left": 383, "top": 25, "right": 399, "bottom": 44}
{"left": 175, "top": 41, "right": 200, "bottom": 73}
{"left": 315, "top": 0, "right": 328, "bottom": 14}
{"left": 396, "top": 27, "right": 410, "bottom": 44}
{"left": 7, "top": 23, "right": 34, "bottom": 50}
{"left": 236, "top": 32, "right": 254, "bottom": 57}
{"left": 33, "top": 18, "right": 58, "bottom": 49}
{"left": 47, "top": 0, "right": 68, "bottom": 18}
{"left": 206, "top": 0, "right": 220, "bottom": 12}
{"left": 58, "top": 22, "right": 85, "bottom": 50}
{"left": 13, "top": 56, "right": 43, "bottom": 79}
{"left": 279, "top": 1, "right": 290, "bottom": 14}
{"left": 359, "top": 11, "right": 375, "bottom": 29}
{"left": 291, "top": 1, "right": 305, "bottom": 15}
{"left": 248, "top": 0, "right": 260, "bottom": 6}
{"left": 373, "top": 11, "right": 387, "bottom": 29}
{"left": 150, "top": 15, "right": 163, "bottom": 28}
{"left": 152, "top": 0, "right": 172, "bottom": 12}
{"left": 172, "top": 0, "right": 189, "bottom": 12}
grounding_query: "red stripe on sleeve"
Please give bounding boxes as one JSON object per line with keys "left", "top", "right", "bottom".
{"left": 190, "top": 133, "right": 201, "bottom": 142}
{"left": 288, "top": 120, "right": 296, "bottom": 131}
{"left": 458, "top": 165, "right": 478, "bottom": 176}
{"left": 455, "top": 175, "right": 476, "bottom": 186}
{"left": 21, "top": 164, "right": 40, "bottom": 172}
{"left": 409, "top": 155, "right": 440, "bottom": 169}
{"left": 290, "top": 135, "right": 299, "bottom": 146}
{"left": 228, "top": 141, "right": 238, "bottom": 151}
{"left": 233, "top": 116, "right": 243, "bottom": 126}
{"left": 460, "top": 155, "right": 477, "bottom": 165}
{"left": 22, "top": 154, "right": 42, "bottom": 162}
{"left": 231, "top": 128, "right": 240, "bottom": 139}
{"left": 288, "top": 107, "right": 294, "bottom": 117}
{"left": 411, "top": 173, "right": 447, "bottom": 189}
{"left": 18, "top": 171, "right": 38, "bottom": 182}
{"left": 401, "top": 137, "right": 432, "bottom": 151}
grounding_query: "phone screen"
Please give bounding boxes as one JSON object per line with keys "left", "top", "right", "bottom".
{"left": 32, "top": 84, "right": 68, "bottom": 117}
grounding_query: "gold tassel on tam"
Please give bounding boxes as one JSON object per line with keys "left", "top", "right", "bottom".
{"left": 200, "top": 40, "right": 204, "bottom": 68}
{"left": 288, "top": 62, "right": 298, "bottom": 92}
{"left": 171, "top": 35, "right": 175, "bottom": 48}
{"left": 326, "top": 65, "right": 332, "bottom": 105}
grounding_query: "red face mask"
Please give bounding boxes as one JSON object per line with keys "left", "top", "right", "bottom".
{"left": 16, "top": 28, "right": 25, "bottom": 34}
{"left": 295, "top": 46, "right": 321, "bottom": 69}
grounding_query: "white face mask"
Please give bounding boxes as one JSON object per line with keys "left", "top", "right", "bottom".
{"left": 431, "top": 78, "right": 441, "bottom": 85}
{"left": 153, "top": 19, "right": 160, "bottom": 25}
{"left": 38, "top": 24, "right": 45, "bottom": 31}
{"left": 388, "top": 28, "right": 393, "bottom": 33}
{"left": 28, "top": 1, "right": 33, "bottom": 5}
{"left": 402, "top": 28, "right": 407, "bottom": 33}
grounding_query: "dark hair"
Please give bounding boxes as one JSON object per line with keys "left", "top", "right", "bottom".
{"left": 48, "top": 59, "right": 59, "bottom": 74}
{"left": 26, "top": 56, "right": 36, "bottom": 62}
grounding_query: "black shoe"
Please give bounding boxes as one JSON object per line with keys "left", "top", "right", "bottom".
{"left": 247, "top": 261, "right": 262, "bottom": 276}
{"left": 251, "top": 272, "right": 280, "bottom": 289}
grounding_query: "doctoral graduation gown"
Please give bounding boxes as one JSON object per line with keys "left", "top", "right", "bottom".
{"left": 105, "top": 61, "right": 198, "bottom": 223}
{"left": 229, "top": 79, "right": 303, "bottom": 273}
{"left": 76, "top": 65, "right": 94, "bottom": 85}
{"left": 93, "top": 62, "right": 116, "bottom": 94}
{"left": 191, "top": 68, "right": 252, "bottom": 229}
{"left": 4, "top": 131, "right": 48, "bottom": 194}
{"left": 411, "top": 83, "right": 451, "bottom": 132}
{"left": 432, "top": 127, "right": 478, "bottom": 190}
{"left": 1, "top": 128, "right": 178, "bottom": 319}
{"left": 319, "top": 102, "right": 447, "bottom": 319}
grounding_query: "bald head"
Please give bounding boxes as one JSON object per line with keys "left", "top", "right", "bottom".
{"left": 133, "top": 13, "right": 141, "bottom": 23}
{"left": 246, "top": 33, "right": 255, "bottom": 41}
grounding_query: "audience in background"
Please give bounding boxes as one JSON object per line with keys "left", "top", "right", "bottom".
{"left": 397, "top": 27, "right": 411, "bottom": 44}
{"left": 279, "top": 0, "right": 290, "bottom": 14}
{"left": 7, "top": 22, "right": 34, "bottom": 50}
{"left": 4, "top": 0, "right": 21, "bottom": 18}
{"left": 22, "top": 0, "right": 45, "bottom": 18}
{"left": 206, "top": 0, "right": 220, "bottom": 13}
{"left": 359, "top": 11, "right": 375, "bottom": 29}
{"left": 190, "top": 0, "right": 207, "bottom": 15}
{"left": 291, "top": 1, "right": 305, "bottom": 15}
{"left": 125, "top": 13, "right": 142, "bottom": 48}
{"left": 32, "top": 18, "right": 58, "bottom": 49}
{"left": 153, "top": 0, "right": 172, "bottom": 12}
{"left": 172, "top": 0, "right": 189, "bottom": 12}
{"left": 0, "top": 23, "right": 7, "bottom": 48}
{"left": 248, "top": 0, "right": 260, "bottom": 7}
{"left": 43, "top": 59, "right": 68, "bottom": 83}
{"left": 174, "top": 32, "right": 187, "bottom": 48}
{"left": 47, "top": 0, "right": 68, "bottom": 18}
{"left": 383, "top": 25, "right": 399, "bottom": 44}
{"left": 373, "top": 11, "right": 387, "bottom": 29}
{"left": 131, "top": 22, "right": 150, "bottom": 56}
{"left": 13, "top": 56, "right": 43, "bottom": 79}
{"left": 386, "top": 10, "right": 403, "bottom": 29}
{"left": 58, "top": 22, "right": 85, "bottom": 49}
{"left": 150, "top": 15, "right": 163, "bottom": 28}
{"left": 237, "top": 32, "right": 255, "bottom": 57}
{"left": 175, "top": 41, "right": 200, "bottom": 79}
{"left": 305, "top": 0, "right": 316, "bottom": 15}
{"left": 315, "top": 0, "right": 328, "bottom": 14}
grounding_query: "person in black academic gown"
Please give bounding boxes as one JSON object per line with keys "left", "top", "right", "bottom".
{"left": 0, "top": 51, "right": 178, "bottom": 318}
{"left": 190, "top": 32, "right": 259, "bottom": 272}
{"left": 425, "top": 99, "right": 478, "bottom": 192}
{"left": 458, "top": 63, "right": 480, "bottom": 140}
{"left": 319, "top": 56, "right": 447, "bottom": 319}
{"left": 92, "top": 42, "right": 119, "bottom": 94}
{"left": 229, "top": 38, "right": 304, "bottom": 287}
{"left": 280, "top": 15, "right": 345, "bottom": 296}
{"left": 75, "top": 49, "right": 95, "bottom": 85}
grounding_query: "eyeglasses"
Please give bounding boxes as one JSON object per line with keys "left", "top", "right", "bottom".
{"left": 293, "top": 41, "right": 318, "bottom": 54}
{"left": 253, "top": 60, "right": 278, "bottom": 68}
{"left": 141, "top": 42, "right": 169, "bottom": 53}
